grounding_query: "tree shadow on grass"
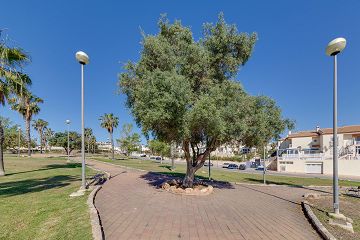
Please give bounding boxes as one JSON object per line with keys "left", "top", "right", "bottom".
{"left": 140, "top": 171, "right": 234, "bottom": 189}
{"left": 0, "top": 175, "right": 79, "bottom": 197}
{"left": 5, "top": 163, "right": 82, "bottom": 176}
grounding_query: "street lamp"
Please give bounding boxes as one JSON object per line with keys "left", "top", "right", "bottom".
{"left": 76, "top": 51, "right": 89, "bottom": 190}
{"left": 66, "top": 120, "right": 71, "bottom": 162}
{"left": 326, "top": 37, "right": 346, "bottom": 215}
{"left": 17, "top": 127, "right": 21, "bottom": 157}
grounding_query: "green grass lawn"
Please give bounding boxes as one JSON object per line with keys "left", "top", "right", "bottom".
{"left": 0, "top": 155, "right": 98, "bottom": 240}
{"left": 90, "top": 156, "right": 360, "bottom": 187}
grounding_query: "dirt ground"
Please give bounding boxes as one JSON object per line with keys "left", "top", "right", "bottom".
{"left": 308, "top": 194, "right": 360, "bottom": 240}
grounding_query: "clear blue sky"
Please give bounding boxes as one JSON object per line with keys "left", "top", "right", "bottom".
{"left": 2, "top": 0, "right": 360, "bottom": 144}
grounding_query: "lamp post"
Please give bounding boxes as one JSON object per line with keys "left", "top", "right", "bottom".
{"left": 66, "top": 120, "right": 71, "bottom": 162}
{"left": 263, "top": 145, "right": 266, "bottom": 184}
{"left": 326, "top": 37, "right": 346, "bottom": 215}
{"left": 75, "top": 51, "right": 89, "bottom": 190}
{"left": 208, "top": 152, "right": 211, "bottom": 180}
{"left": 17, "top": 127, "right": 21, "bottom": 157}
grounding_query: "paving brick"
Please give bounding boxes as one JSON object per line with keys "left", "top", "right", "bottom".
{"left": 88, "top": 160, "right": 321, "bottom": 240}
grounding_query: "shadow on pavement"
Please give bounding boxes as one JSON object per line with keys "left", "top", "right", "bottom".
{"left": 140, "top": 171, "right": 235, "bottom": 189}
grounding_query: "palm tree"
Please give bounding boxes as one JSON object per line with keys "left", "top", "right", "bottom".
{"left": 84, "top": 128, "right": 93, "bottom": 154}
{"left": 10, "top": 90, "right": 43, "bottom": 156}
{"left": 99, "top": 113, "right": 119, "bottom": 160}
{"left": 44, "top": 127, "right": 54, "bottom": 152}
{"left": 32, "top": 119, "right": 48, "bottom": 154}
{"left": 0, "top": 32, "right": 30, "bottom": 175}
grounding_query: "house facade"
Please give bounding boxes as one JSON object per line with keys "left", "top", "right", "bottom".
{"left": 277, "top": 125, "right": 360, "bottom": 176}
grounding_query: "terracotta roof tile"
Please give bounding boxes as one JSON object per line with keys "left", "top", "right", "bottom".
{"left": 288, "top": 125, "right": 360, "bottom": 138}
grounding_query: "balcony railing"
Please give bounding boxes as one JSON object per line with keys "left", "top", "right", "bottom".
{"left": 278, "top": 152, "right": 324, "bottom": 160}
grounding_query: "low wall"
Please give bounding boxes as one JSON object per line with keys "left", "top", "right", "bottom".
{"left": 278, "top": 158, "right": 360, "bottom": 177}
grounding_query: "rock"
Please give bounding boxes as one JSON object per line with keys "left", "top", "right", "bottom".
{"left": 161, "top": 182, "right": 170, "bottom": 190}
{"left": 174, "top": 188, "right": 185, "bottom": 194}
{"left": 169, "top": 179, "right": 178, "bottom": 186}
{"left": 169, "top": 186, "right": 176, "bottom": 191}
{"left": 185, "top": 188, "right": 193, "bottom": 194}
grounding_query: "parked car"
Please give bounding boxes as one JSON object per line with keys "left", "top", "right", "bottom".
{"left": 227, "top": 164, "right": 239, "bottom": 169}
{"left": 140, "top": 154, "right": 146, "bottom": 157}
{"left": 155, "top": 156, "right": 162, "bottom": 161}
{"left": 256, "top": 165, "right": 265, "bottom": 171}
{"left": 150, "top": 156, "right": 156, "bottom": 159}
{"left": 204, "top": 161, "right": 213, "bottom": 167}
{"left": 238, "top": 164, "right": 246, "bottom": 170}
{"left": 222, "top": 162, "right": 230, "bottom": 168}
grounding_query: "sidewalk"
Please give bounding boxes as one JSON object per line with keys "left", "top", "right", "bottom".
{"left": 88, "top": 159, "right": 321, "bottom": 240}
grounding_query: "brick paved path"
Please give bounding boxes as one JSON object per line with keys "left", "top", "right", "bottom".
{"left": 88, "top": 160, "right": 321, "bottom": 240}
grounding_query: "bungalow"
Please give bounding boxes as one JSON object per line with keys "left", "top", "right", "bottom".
{"left": 277, "top": 125, "right": 360, "bottom": 176}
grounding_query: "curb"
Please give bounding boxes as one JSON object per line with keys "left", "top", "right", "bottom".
{"left": 302, "top": 200, "right": 337, "bottom": 240}
{"left": 85, "top": 164, "right": 111, "bottom": 240}
{"left": 87, "top": 186, "right": 104, "bottom": 240}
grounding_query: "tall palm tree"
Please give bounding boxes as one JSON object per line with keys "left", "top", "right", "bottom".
{"left": 44, "top": 127, "right": 54, "bottom": 152}
{"left": 0, "top": 32, "right": 30, "bottom": 175}
{"left": 99, "top": 113, "right": 119, "bottom": 160}
{"left": 10, "top": 90, "right": 43, "bottom": 156}
{"left": 32, "top": 119, "right": 48, "bottom": 154}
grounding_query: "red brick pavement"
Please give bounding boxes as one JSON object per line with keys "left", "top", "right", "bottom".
{"left": 88, "top": 160, "right": 321, "bottom": 240}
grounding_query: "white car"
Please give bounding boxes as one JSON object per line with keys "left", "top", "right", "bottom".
{"left": 222, "top": 163, "right": 230, "bottom": 168}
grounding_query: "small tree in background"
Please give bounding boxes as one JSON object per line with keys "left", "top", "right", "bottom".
{"left": 32, "top": 119, "right": 48, "bottom": 154}
{"left": 49, "top": 131, "right": 81, "bottom": 155}
{"left": 10, "top": 89, "right": 43, "bottom": 157}
{"left": 99, "top": 113, "right": 119, "bottom": 160}
{"left": 119, "top": 14, "right": 293, "bottom": 187}
{"left": 148, "top": 139, "right": 170, "bottom": 163}
{"left": 117, "top": 123, "right": 141, "bottom": 156}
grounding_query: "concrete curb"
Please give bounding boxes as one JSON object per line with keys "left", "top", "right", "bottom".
{"left": 85, "top": 164, "right": 111, "bottom": 240}
{"left": 87, "top": 186, "right": 104, "bottom": 240}
{"left": 302, "top": 200, "right": 337, "bottom": 240}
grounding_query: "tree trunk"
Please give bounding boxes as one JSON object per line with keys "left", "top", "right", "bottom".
{"left": 110, "top": 132, "right": 114, "bottom": 160}
{"left": 183, "top": 164, "right": 196, "bottom": 187}
{"left": 26, "top": 119, "right": 31, "bottom": 157}
{"left": 40, "top": 132, "right": 43, "bottom": 154}
{"left": 88, "top": 141, "right": 90, "bottom": 154}
{"left": 0, "top": 119, "right": 5, "bottom": 176}
{"left": 181, "top": 140, "right": 213, "bottom": 188}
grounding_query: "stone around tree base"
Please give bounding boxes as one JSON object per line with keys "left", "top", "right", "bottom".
{"left": 160, "top": 180, "right": 213, "bottom": 196}
{"left": 328, "top": 212, "right": 354, "bottom": 233}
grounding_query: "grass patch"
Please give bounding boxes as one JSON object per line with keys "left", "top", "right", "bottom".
{"left": 0, "top": 155, "right": 97, "bottom": 240}
{"left": 91, "top": 156, "right": 360, "bottom": 187}
{"left": 308, "top": 195, "right": 360, "bottom": 240}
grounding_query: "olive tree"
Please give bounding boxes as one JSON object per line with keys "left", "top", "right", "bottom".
{"left": 119, "top": 14, "right": 293, "bottom": 187}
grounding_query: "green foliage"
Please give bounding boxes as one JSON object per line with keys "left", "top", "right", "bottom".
{"left": 99, "top": 113, "right": 119, "bottom": 134}
{"left": 49, "top": 131, "right": 81, "bottom": 154}
{"left": 148, "top": 139, "right": 170, "bottom": 157}
{"left": 117, "top": 123, "right": 141, "bottom": 156}
{"left": 119, "top": 13, "right": 293, "bottom": 185}
{"left": 0, "top": 31, "right": 31, "bottom": 106}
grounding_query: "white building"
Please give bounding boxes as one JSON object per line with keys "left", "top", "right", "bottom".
{"left": 277, "top": 125, "right": 360, "bottom": 176}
